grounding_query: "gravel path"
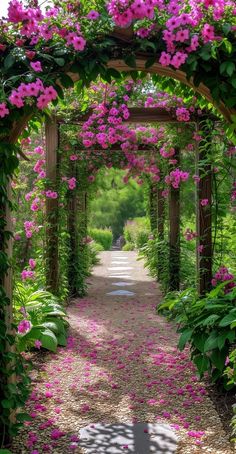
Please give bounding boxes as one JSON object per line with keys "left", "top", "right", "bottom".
{"left": 12, "top": 251, "right": 233, "bottom": 453}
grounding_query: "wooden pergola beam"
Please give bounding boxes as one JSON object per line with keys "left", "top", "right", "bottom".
{"left": 58, "top": 107, "right": 199, "bottom": 124}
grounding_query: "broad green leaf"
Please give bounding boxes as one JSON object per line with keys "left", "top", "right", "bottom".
{"left": 178, "top": 328, "right": 193, "bottom": 351}
{"left": 210, "top": 348, "right": 227, "bottom": 371}
{"left": 219, "top": 311, "right": 236, "bottom": 327}
{"left": 193, "top": 354, "right": 209, "bottom": 377}
{"left": 40, "top": 329, "right": 58, "bottom": 352}
{"left": 4, "top": 54, "right": 15, "bottom": 70}
{"left": 57, "top": 332, "right": 67, "bottom": 347}
{"left": 201, "top": 314, "right": 220, "bottom": 326}
{"left": 204, "top": 331, "right": 219, "bottom": 352}
{"left": 54, "top": 57, "right": 65, "bottom": 67}
{"left": 192, "top": 332, "right": 208, "bottom": 353}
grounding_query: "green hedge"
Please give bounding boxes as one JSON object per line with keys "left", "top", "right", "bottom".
{"left": 124, "top": 217, "right": 150, "bottom": 249}
{"left": 89, "top": 228, "right": 113, "bottom": 250}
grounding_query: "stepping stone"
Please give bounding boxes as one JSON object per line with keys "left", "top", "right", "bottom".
{"left": 79, "top": 422, "right": 177, "bottom": 453}
{"left": 111, "top": 261, "right": 130, "bottom": 265}
{"left": 106, "top": 290, "right": 135, "bottom": 296}
{"left": 112, "top": 282, "right": 134, "bottom": 286}
{"left": 108, "top": 275, "right": 132, "bottom": 279}
{"left": 108, "top": 267, "right": 133, "bottom": 271}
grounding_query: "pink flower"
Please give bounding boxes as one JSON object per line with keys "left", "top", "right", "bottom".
{"left": 30, "top": 61, "right": 42, "bottom": 72}
{"left": 87, "top": 10, "right": 100, "bottom": 20}
{"left": 51, "top": 429, "right": 65, "bottom": 440}
{"left": 29, "top": 258, "right": 36, "bottom": 269}
{"left": 0, "top": 102, "right": 9, "bottom": 118}
{"left": 21, "top": 270, "right": 35, "bottom": 280}
{"left": 70, "top": 155, "right": 78, "bottom": 161}
{"left": 9, "top": 90, "right": 24, "bottom": 108}
{"left": 18, "top": 319, "right": 31, "bottom": 334}
{"left": 159, "top": 52, "right": 171, "bottom": 66}
{"left": 171, "top": 52, "right": 188, "bottom": 69}
{"left": 200, "top": 198, "right": 209, "bottom": 206}
{"left": 35, "top": 340, "right": 42, "bottom": 349}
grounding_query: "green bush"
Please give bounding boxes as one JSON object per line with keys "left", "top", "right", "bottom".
{"left": 124, "top": 217, "right": 150, "bottom": 249}
{"left": 122, "top": 242, "right": 135, "bottom": 251}
{"left": 88, "top": 241, "right": 103, "bottom": 266}
{"left": 14, "top": 283, "right": 68, "bottom": 353}
{"left": 158, "top": 282, "right": 236, "bottom": 387}
{"left": 89, "top": 228, "right": 113, "bottom": 250}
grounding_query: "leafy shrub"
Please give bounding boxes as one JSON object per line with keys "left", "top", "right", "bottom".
{"left": 124, "top": 217, "right": 150, "bottom": 248}
{"left": 122, "top": 242, "right": 135, "bottom": 251}
{"left": 158, "top": 282, "right": 236, "bottom": 387}
{"left": 88, "top": 241, "right": 103, "bottom": 266}
{"left": 88, "top": 228, "right": 113, "bottom": 250}
{"left": 14, "top": 284, "right": 68, "bottom": 353}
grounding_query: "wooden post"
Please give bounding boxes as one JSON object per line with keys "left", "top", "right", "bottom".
{"left": 169, "top": 149, "right": 180, "bottom": 291}
{"left": 45, "top": 116, "right": 59, "bottom": 294}
{"left": 157, "top": 185, "right": 165, "bottom": 281}
{"left": 196, "top": 127, "right": 212, "bottom": 295}
{"left": 67, "top": 185, "right": 88, "bottom": 298}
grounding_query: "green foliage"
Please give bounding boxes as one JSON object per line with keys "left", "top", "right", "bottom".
{"left": 140, "top": 237, "right": 169, "bottom": 291}
{"left": 89, "top": 228, "right": 113, "bottom": 250}
{"left": 89, "top": 169, "right": 146, "bottom": 239}
{"left": 14, "top": 283, "right": 68, "bottom": 353}
{"left": 158, "top": 283, "right": 236, "bottom": 387}
{"left": 88, "top": 241, "right": 103, "bottom": 266}
{"left": 122, "top": 242, "right": 135, "bottom": 251}
{"left": 124, "top": 217, "right": 150, "bottom": 248}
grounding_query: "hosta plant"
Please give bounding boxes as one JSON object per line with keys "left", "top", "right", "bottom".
{"left": 14, "top": 284, "right": 68, "bottom": 353}
{"left": 158, "top": 282, "right": 236, "bottom": 387}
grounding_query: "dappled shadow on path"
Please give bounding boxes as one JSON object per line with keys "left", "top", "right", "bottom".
{"left": 11, "top": 254, "right": 233, "bottom": 453}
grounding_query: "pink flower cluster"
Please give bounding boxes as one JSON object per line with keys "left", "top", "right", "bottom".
{"left": 165, "top": 169, "right": 189, "bottom": 188}
{"left": 21, "top": 269, "right": 35, "bottom": 280}
{"left": 9, "top": 80, "right": 57, "bottom": 110}
{"left": 24, "top": 220, "right": 39, "bottom": 238}
{"left": 176, "top": 107, "right": 190, "bottom": 122}
{"left": 107, "top": 0, "right": 163, "bottom": 28}
{"left": 33, "top": 159, "right": 45, "bottom": 178}
{"left": 45, "top": 190, "right": 58, "bottom": 199}
{"left": 211, "top": 266, "right": 235, "bottom": 292}
{"left": 184, "top": 228, "right": 197, "bottom": 241}
{"left": 160, "top": 145, "right": 175, "bottom": 159}
{"left": 0, "top": 102, "right": 9, "bottom": 118}
{"left": 68, "top": 177, "right": 76, "bottom": 190}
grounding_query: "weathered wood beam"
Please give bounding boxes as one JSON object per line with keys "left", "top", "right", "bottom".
{"left": 58, "top": 107, "right": 180, "bottom": 124}
{"left": 45, "top": 116, "right": 60, "bottom": 294}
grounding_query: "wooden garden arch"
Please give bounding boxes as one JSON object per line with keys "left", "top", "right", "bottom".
{"left": 45, "top": 103, "right": 213, "bottom": 298}
{"left": 5, "top": 47, "right": 234, "bottom": 302}
{"left": 1, "top": 29, "right": 236, "bottom": 446}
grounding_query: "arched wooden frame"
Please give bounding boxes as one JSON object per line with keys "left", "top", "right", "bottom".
{"left": 5, "top": 54, "right": 230, "bottom": 311}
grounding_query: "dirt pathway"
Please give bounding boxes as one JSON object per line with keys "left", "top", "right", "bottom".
{"left": 12, "top": 252, "right": 233, "bottom": 453}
